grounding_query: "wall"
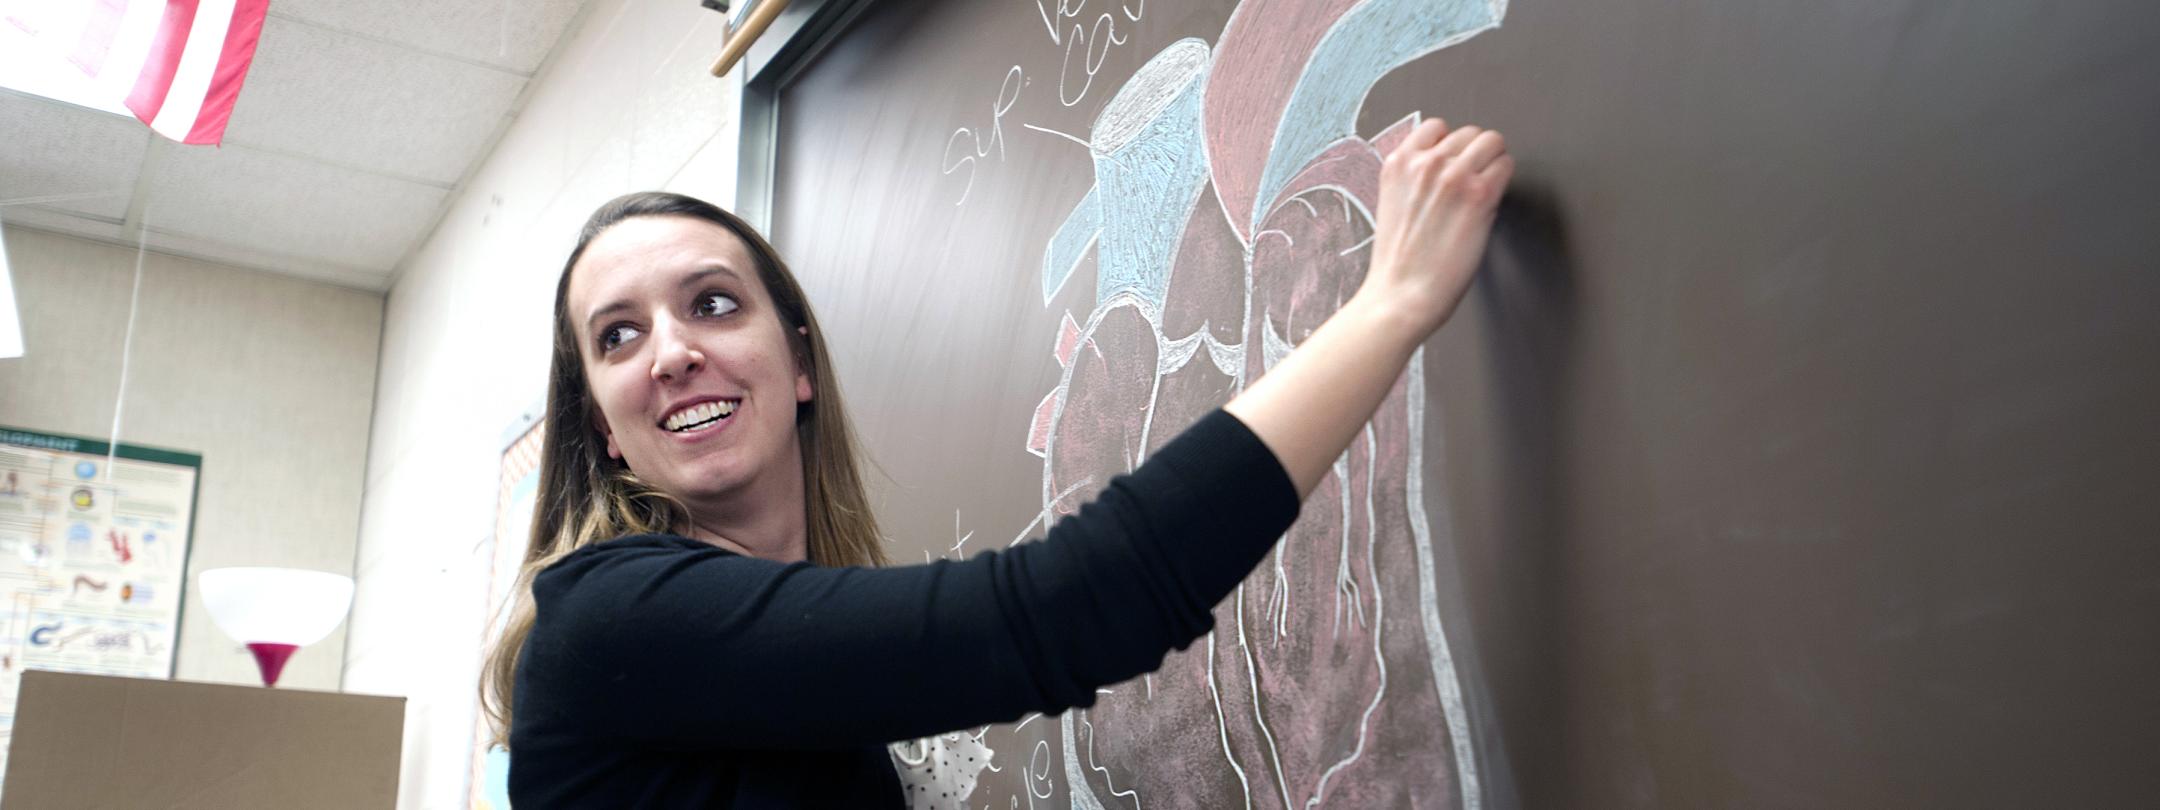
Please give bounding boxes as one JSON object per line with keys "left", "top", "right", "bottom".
{"left": 0, "top": 224, "right": 382, "bottom": 690}
{"left": 338, "top": 0, "right": 742, "bottom": 806}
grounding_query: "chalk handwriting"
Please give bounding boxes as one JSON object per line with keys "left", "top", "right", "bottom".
{"left": 1031, "top": 0, "right": 1146, "bottom": 106}
{"left": 941, "top": 65, "right": 1026, "bottom": 206}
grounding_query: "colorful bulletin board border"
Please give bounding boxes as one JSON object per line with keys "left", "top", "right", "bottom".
{"left": 467, "top": 400, "right": 547, "bottom": 810}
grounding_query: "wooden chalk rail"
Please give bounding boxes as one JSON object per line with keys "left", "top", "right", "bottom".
{"left": 710, "top": 0, "right": 793, "bottom": 77}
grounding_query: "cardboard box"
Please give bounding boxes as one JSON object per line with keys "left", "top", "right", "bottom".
{"left": 2, "top": 670, "right": 404, "bottom": 809}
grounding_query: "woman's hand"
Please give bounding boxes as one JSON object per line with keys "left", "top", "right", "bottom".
{"left": 1226, "top": 116, "right": 1513, "bottom": 496}
{"left": 1363, "top": 118, "right": 1515, "bottom": 338}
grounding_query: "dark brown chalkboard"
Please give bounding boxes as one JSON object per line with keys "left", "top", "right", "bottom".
{"left": 770, "top": 1, "right": 2160, "bottom": 807}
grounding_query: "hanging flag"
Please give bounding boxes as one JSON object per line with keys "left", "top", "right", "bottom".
{"left": 1, "top": 0, "right": 270, "bottom": 145}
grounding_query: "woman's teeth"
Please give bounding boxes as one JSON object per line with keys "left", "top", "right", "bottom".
{"left": 663, "top": 400, "right": 737, "bottom": 432}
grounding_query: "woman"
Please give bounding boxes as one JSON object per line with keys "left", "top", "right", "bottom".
{"left": 482, "top": 117, "right": 1513, "bottom": 806}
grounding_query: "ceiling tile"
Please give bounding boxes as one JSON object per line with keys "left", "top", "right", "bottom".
{"left": 219, "top": 17, "right": 528, "bottom": 184}
{"left": 0, "top": 91, "right": 148, "bottom": 220}
{"left": 146, "top": 144, "right": 449, "bottom": 271}
{"left": 272, "top": 0, "right": 589, "bottom": 74}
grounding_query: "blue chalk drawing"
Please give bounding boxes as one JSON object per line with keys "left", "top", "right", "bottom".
{"left": 1249, "top": 0, "right": 1505, "bottom": 233}
{"left": 1041, "top": 39, "right": 1215, "bottom": 308}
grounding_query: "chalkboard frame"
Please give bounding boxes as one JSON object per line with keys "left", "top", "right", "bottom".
{"left": 731, "top": 0, "right": 878, "bottom": 232}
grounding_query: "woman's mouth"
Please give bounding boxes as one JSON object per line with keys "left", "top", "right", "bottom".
{"left": 661, "top": 399, "right": 738, "bottom": 433}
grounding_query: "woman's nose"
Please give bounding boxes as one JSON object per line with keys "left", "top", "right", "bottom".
{"left": 649, "top": 318, "right": 704, "bottom": 383}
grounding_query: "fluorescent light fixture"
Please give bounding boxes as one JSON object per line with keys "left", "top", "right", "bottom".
{"left": 0, "top": 9, "right": 134, "bottom": 117}
{"left": 0, "top": 222, "right": 21, "bottom": 359}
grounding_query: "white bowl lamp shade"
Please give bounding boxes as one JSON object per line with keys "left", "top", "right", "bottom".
{"left": 199, "top": 567, "right": 355, "bottom": 686}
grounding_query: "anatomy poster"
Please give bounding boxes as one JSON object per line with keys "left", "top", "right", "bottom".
{"left": 0, "top": 426, "right": 199, "bottom": 783}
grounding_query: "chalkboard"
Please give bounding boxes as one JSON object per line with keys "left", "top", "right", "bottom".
{"left": 769, "top": 1, "right": 2160, "bottom": 807}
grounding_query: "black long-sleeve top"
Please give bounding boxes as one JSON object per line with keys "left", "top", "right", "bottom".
{"left": 508, "top": 409, "right": 1300, "bottom": 807}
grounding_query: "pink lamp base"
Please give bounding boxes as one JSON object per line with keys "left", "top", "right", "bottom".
{"left": 246, "top": 642, "right": 299, "bottom": 686}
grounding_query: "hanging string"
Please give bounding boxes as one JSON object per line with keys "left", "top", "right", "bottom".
{"left": 105, "top": 208, "right": 149, "bottom": 483}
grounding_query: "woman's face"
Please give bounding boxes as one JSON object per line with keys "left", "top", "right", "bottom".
{"left": 565, "top": 215, "right": 813, "bottom": 510}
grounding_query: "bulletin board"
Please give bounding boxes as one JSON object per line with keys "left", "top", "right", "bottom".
{"left": 466, "top": 412, "right": 545, "bottom": 810}
{"left": 0, "top": 426, "right": 199, "bottom": 784}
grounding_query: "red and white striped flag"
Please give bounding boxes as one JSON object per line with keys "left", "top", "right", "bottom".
{"left": 2, "top": 0, "right": 270, "bottom": 145}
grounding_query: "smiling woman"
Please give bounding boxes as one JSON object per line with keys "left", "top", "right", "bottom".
{"left": 569, "top": 215, "right": 826, "bottom": 562}
{"left": 481, "top": 112, "right": 1512, "bottom": 808}
{"left": 476, "top": 191, "right": 889, "bottom": 652}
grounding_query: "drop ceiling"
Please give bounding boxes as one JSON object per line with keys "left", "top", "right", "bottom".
{"left": 0, "top": 0, "right": 596, "bottom": 292}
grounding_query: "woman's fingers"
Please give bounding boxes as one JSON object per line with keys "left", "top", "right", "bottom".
{"left": 1458, "top": 130, "right": 1509, "bottom": 173}
{"left": 1475, "top": 154, "right": 1516, "bottom": 203}
{"left": 1430, "top": 125, "right": 1483, "bottom": 163}
{"left": 1479, "top": 154, "right": 1516, "bottom": 181}
{"left": 1400, "top": 117, "right": 1449, "bottom": 153}
{"left": 1388, "top": 112, "right": 1508, "bottom": 177}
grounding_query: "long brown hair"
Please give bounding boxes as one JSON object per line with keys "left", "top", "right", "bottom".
{"left": 480, "top": 192, "right": 889, "bottom": 747}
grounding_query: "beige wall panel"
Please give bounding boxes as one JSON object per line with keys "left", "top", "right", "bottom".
{"left": 0, "top": 225, "right": 383, "bottom": 691}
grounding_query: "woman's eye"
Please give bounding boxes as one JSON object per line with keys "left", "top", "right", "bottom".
{"left": 697, "top": 292, "right": 740, "bottom": 317}
{"left": 600, "top": 324, "right": 641, "bottom": 351}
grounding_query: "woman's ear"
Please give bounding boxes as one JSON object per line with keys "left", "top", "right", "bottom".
{"left": 592, "top": 409, "right": 622, "bottom": 459}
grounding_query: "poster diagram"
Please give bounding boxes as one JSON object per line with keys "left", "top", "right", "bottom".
{"left": 0, "top": 427, "right": 199, "bottom": 785}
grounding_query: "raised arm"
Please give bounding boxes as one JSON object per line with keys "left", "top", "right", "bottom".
{"left": 515, "top": 118, "right": 1514, "bottom": 756}
{"left": 517, "top": 411, "right": 1298, "bottom": 752}
{"left": 1225, "top": 118, "right": 1514, "bottom": 496}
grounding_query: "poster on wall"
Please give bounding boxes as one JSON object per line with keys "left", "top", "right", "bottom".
{"left": 0, "top": 427, "right": 199, "bottom": 782}
{"left": 468, "top": 415, "right": 544, "bottom": 810}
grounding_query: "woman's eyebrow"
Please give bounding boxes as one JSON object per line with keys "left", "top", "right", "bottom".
{"left": 679, "top": 265, "right": 742, "bottom": 288}
{"left": 584, "top": 299, "right": 635, "bottom": 335}
{"left": 583, "top": 300, "right": 630, "bottom": 334}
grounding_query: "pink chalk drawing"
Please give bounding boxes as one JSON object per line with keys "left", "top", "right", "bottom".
{"left": 1027, "top": 1, "right": 1506, "bottom": 807}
